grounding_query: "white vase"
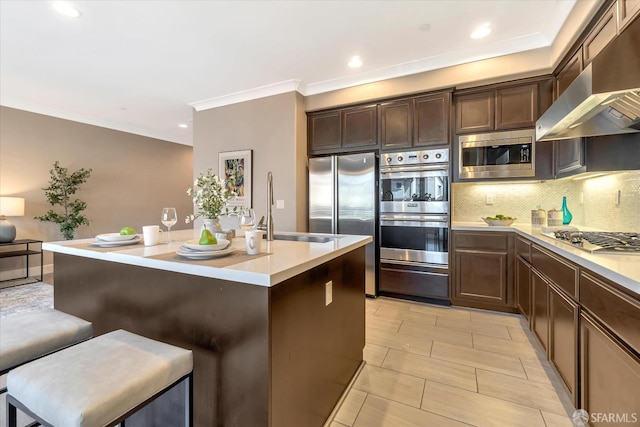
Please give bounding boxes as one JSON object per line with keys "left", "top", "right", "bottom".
{"left": 202, "top": 218, "right": 222, "bottom": 233}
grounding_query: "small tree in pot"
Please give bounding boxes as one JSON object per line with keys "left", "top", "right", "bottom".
{"left": 35, "top": 161, "right": 92, "bottom": 240}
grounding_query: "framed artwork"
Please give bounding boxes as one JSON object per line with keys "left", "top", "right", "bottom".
{"left": 219, "top": 149, "right": 252, "bottom": 209}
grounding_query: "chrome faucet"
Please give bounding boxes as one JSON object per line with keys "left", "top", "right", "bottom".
{"left": 266, "top": 171, "right": 274, "bottom": 241}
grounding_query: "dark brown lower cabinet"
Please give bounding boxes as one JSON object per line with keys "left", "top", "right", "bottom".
{"left": 531, "top": 268, "right": 549, "bottom": 352}
{"left": 451, "top": 231, "right": 515, "bottom": 312}
{"left": 516, "top": 256, "right": 531, "bottom": 322}
{"left": 548, "top": 283, "right": 579, "bottom": 406}
{"left": 581, "top": 312, "right": 640, "bottom": 425}
{"left": 515, "top": 234, "right": 640, "bottom": 422}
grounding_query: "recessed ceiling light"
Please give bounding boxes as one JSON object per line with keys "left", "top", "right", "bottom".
{"left": 178, "top": 123, "right": 188, "bottom": 128}
{"left": 470, "top": 23, "right": 491, "bottom": 39}
{"left": 52, "top": 1, "right": 81, "bottom": 18}
{"left": 348, "top": 56, "right": 363, "bottom": 68}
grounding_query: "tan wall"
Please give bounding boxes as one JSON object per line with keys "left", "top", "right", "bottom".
{"left": 0, "top": 106, "right": 193, "bottom": 277}
{"left": 193, "top": 92, "right": 307, "bottom": 233}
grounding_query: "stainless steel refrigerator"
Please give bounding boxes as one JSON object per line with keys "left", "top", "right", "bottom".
{"left": 308, "top": 153, "right": 377, "bottom": 296}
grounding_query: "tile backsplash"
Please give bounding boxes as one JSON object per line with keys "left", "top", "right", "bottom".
{"left": 452, "top": 171, "right": 640, "bottom": 231}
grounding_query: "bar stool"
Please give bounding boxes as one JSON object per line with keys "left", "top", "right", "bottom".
{"left": 6, "top": 329, "right": 193, "bottom": 427}
{"left": 0, "top": 308, "right": 93, "bottom": 393}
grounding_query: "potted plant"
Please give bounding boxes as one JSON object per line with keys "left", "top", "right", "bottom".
{"left": 35, "top": 161, "right": 92, "bottom": 240}
{"left": 185, "top": 168, "right": 237, "bottom": 231}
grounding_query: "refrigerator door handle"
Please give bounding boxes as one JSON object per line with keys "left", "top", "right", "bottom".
{"left": 332, "top": 156, "right": 337, "bottom": 235}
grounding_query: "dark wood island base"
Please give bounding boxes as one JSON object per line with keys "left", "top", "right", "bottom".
{"left": 53, "top": 246, "right": 365, "bottom": 427}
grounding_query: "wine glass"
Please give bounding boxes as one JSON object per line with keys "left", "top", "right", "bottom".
{"left": 161, "top": 207, "right": 177, "bottom": 242}
{"left": 239, "top": 208, "right": 256, "bottom": 233}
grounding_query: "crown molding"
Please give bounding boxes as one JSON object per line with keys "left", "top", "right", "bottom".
{"left": 190, "top": 79, "right": 302, "bottom": 111}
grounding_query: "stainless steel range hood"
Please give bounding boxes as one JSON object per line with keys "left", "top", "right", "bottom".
{"left": 536, "top": 17, "right": 640, "bottom": 141}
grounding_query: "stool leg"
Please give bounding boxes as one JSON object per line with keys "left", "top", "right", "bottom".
{"left": 7, "top": 399, "right": 17, "bottom": 427}
{"left": 185, "top": 373, "right": 193, "bottom": 427}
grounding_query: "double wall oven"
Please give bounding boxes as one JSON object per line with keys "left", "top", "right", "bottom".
{"left": 379, "top": 148, "right": 450, "bottom": 303}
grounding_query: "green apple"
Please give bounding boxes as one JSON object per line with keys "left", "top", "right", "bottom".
{"left": 120, "top": 226, "right": 136, "bottom": 235}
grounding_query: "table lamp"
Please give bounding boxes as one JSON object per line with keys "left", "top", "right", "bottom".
{"left": 0, "top": 197, "right": 25, "bottom": 242}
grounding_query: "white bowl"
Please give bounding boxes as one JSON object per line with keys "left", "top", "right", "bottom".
{"left": 482, "top": 218, "right": 516, "bottom": 226}
{"left": 183, "top": 239, "right": 230, "bottom": 251}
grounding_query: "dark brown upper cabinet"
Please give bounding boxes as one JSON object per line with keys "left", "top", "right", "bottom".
{"left": 308, "top": 104, "right": 377, "bottom": 155}
{"left": 414, "top": 92, "right": 451, "bottom": 147}
{"left": 455, "top": 82, "right": 540, "bottom": 134}
{"left": 554, "top": 138, "right": 586, "bottom": 178}
{"left": 342, "top": 105, "right": 377, "bottom": 148}
{"left": 455, "top": 91, "right": 494, "bottom": 134}
{"left": 379, "top": 99, "right": 412, "bottom": 150}
{"left": 496, "top": 84, "right": 538, "bottom": 130}
{"left": 583, "top": 2, "right": 617, "bottom": 66}
{"left": 555, "top": 0, "right": 639, "bottom": 97}
{"left": 308, "top": 111, "right": 341, "bottom": 152}
{"left": 555, "top": 50, "right": 583, "bottom": 98}
{"left": 618, "top": 0, "right": 640, "bottom": 32}
{"left": 380, "top": 91, "right": 451, "bottom": 151}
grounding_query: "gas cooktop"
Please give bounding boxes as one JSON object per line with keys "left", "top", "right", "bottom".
{"left": 543, "top": 230, "right": 640, "bottom": 254}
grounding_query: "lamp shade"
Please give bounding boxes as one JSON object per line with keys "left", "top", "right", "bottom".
{"left": 0, "top": 197, "right": 25, "bottom": 217}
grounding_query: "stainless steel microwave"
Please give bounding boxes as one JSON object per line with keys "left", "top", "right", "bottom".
{"left": 458, "top": 129, "right": 535, "bottom": 179}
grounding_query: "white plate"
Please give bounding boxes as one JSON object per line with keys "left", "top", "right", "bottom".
{"left": 96, "top": 233, "right": 139, "bottom": 242}
{"left": 91, "top": 236, "right": 141, "bottom": 247}
{"left": 176, "top": 246, "right": 235, "bottom": 259}
{"left": 183, "top": 239, "right": 230, "bottom": 251}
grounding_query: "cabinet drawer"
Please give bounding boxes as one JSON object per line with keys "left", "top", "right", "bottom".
{"left": 580, "top": 272, "right": 640, "bottom": 354}
{"left": 531, "top": 245, "right": 578, "bottom": 298}
{"left": 515, "top": 235, "right": 531, "bottom": 262}
{"left": 379, "top": 264, "right": 449, "bottom": 300}
{"left": 454, "top": 231, "right": 509, "bottom": 251}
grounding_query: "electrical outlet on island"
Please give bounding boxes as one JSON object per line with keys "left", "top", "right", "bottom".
{"left": 325, "top": 281, "right": 332, "bottom": 306}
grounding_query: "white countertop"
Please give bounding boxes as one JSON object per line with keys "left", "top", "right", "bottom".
{"left": 43, "top": 230, "right": 372, "bottom": 287}
{"left": 452, "top": 222, "right": 640, "bottom": 296}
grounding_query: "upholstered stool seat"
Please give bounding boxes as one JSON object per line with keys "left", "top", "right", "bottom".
{"left": 0, "top": 308, "right": 93, "bottom": 374}
{"left": 7, "top": 329, "right": 193, "bottom": 427}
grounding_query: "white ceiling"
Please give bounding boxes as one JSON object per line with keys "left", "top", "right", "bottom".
{"left": 0, "top": 0, "right": 590, "bottom": 146}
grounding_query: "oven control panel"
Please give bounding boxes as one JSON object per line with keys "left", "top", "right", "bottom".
{"left": 383, "top": 148, "right": 449, "bottom": 166}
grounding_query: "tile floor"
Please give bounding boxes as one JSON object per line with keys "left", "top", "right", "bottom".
{"left": 329, "top": 297, "right": 576, "bottom": 427}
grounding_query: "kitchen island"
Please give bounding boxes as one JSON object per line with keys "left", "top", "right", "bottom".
{"left": 43, "top": 230, "right": 371, "bottom": 427}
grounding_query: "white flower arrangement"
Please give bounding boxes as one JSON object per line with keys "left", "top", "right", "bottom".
{"left": 185, "top": 169, "right": 237, "bottom": 223}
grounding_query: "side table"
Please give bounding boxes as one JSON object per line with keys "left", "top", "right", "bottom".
{"left": 0, "top": 239, "right": 44, "bottom": 284}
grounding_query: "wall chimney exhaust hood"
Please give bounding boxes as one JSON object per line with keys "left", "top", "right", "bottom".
{"left": 536, "top": 17, "right": 640, "bottom": 141}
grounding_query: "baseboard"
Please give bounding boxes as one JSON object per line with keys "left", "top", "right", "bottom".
{"left": 0, "top": 264, "right": 53, "bottom": 282}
